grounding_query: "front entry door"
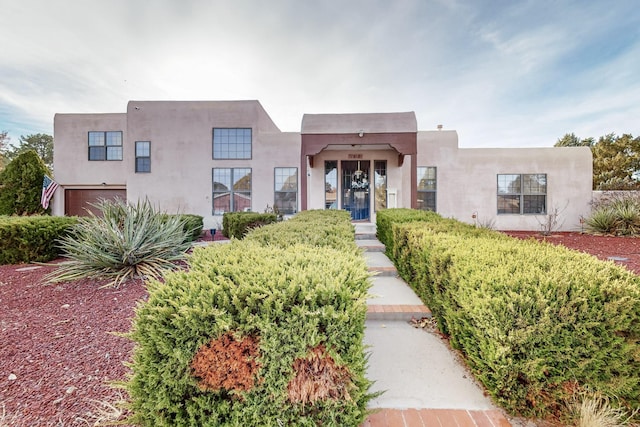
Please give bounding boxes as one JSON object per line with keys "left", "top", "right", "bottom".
{"left": 341, "top": 160, "right": 370, "bottom": 221}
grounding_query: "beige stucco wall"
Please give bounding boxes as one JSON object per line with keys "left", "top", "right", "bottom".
{"left": 52, "top": 100, "right": 593, "bottom": 232}
{"left": 416, "top": 130, "right": 593, "bottom": 231}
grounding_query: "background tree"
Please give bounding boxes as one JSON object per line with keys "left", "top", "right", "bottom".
{"left": 592, "top": 134, "right": 640, "bottom": 190}
{"left": 0, "top": 130, "right": 9, "bottom": 170}
{"left": 0, "top": 150, "right": 50, "bottom": 215}
{"left": 555, "top": 132, "right": 640, "bottom": 190}
{"left": 1, "top": 133, "right": 54, "bottom": 171}
{"left": 554, "top": 133, "right": 594, "bottom": 147}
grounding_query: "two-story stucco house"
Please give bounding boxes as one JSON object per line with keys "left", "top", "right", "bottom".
{"left": 52, "top": 100, "right": 592, "bottom": 231}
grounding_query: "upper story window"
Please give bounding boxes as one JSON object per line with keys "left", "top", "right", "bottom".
{"left": 135, "top": 141, "right": 150, "bottom": 173}
{"left": 497, "top": 174, "right": 547, "bottom": 214}
{"left": 417, "top": 166, "right": 437, "bottom": 211}
{"left": 88, "top": 131, "right": 122, "bottom": 161}
{"left": 213, "top": 128, "right": 252, "bottom": 159}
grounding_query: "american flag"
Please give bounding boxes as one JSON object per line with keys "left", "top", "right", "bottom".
{"left": 41, "top": 175, "right": 59, "bottom": 209}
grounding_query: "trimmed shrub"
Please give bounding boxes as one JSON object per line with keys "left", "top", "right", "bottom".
{"left": 0, "top": 215, "right": 77, "bottom": 264}
{"left": 375, "top": 208, "right": 441, "bottom": 254}
{"left": 245, "top": 209, "right": 356, "bottom": 252}
{"left": 125, "top": 240, "right": 373, "bottom": 426}
{"left": 385, "top": 214, "right": 640, "bottom": 420}
{"left": 0, "top": 150, "right": 50, "bottom": 215}
{"left": 222, "top": 212, "right": 277, "bottom": 239}
{"left": 48, "top": 199, "right": 193, "bottom": 287}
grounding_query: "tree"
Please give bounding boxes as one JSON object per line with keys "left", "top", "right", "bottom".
{"left": 0, "top": 130, "right": 9, "bottom": 170}
{"left": 592, "top": 133, "right": 640, "bottom": 190}
{"left": 554, "top": 133, "right": 594, "bottom": 147}
{"left": 0, "top": 150, "right": 50, "bottom": 215}
{"left": 555, "top": 132, "right": 640, "bottom": 190}
{"left": 2, "top": 133, "right": 54, "bottom": 171}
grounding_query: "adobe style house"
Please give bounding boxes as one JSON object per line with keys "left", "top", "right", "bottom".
{"left": 52, "top": 100, "right": 592, "bottom": 231}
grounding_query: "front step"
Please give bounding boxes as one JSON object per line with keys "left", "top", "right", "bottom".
{"left": 356, "top": 239, "right": 385, "bottom": 252}
{"left": 355, "top": 233, "right": 377, "bottom": 240}
{"left": 354, "top": 222, "right": 377, "bottom": 240}
{"left": 367, "top": 304, "right": 431, "bottom": 321}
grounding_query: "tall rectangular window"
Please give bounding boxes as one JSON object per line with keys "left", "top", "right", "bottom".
{"left": 88, "top": 131, "right": 122, "bottom": 161}
{"left": 274, "top": 167, "right": 298, "bottom": 215}
{"left": 135, "top": 141, "right": 150, "bottom": 173}
{"left": 213, "top": 128, "right": 252, "bottom": 159}
{"left": 374, "top": 160, "right": 387, "bottom": 211}
{"left": 497, "top": 174, "right": 547, "bottom": 214}
{"left": 212, "top": 168, "right": 252, "bottom": 214}
{"left": 417, "top": 166, "right": 437, "bottom": 211}
{"left": 325, "top": 161, "right": 338, "bottom": 209}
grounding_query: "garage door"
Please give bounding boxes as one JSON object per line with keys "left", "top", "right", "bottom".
{"left": 65, "top": 189, "right": 127, "bottom": 216}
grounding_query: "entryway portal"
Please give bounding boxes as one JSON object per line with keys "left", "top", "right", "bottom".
{"left": 342, "top": 160, "right": 370, "bottom": 220}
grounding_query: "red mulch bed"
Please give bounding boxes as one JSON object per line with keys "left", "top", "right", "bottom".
{"left": 1, "top": 232, "right": 639, "bottom": 425}
{"left": 505, "top": 231, "right": 640, "bottom": 274}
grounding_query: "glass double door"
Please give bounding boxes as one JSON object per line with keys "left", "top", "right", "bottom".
{"left": 341, "top": 160, "right": 370, "bottom": 221}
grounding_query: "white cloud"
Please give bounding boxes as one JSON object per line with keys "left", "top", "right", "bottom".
{"left": 0, "top": 0, "right": 638, "bottom": 146}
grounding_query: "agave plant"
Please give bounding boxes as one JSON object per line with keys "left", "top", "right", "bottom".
{"left": 48, "top": 198, "right": 193, "bottom": 287}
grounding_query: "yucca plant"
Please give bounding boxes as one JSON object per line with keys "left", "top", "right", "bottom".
{"left": 585, "top": 207, "right": 619, "bottom": 235}
{"left": 47, "top": 198, "right": 193, "bottom": 287}
{"left": 612, "top": 198, "right": 640, "bottom": 235}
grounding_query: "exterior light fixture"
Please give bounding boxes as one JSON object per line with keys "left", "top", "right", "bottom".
{"left": 358, "top": 130, "right": 364, "bottom": 137}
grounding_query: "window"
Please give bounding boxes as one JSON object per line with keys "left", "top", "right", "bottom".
{"left": 88, "top": 131, "right": 122, "bottom": 161}
{"left": 135, "top": 141, "right": 150, "bottom": 173}
{"left": 374, "top": 160, "right": 387, "bottom": 211}
{"left": 212, "top": 168, "right": 251, "bottom": 214}
{"left": 417, "top": 166, "right": 437, "bottom": 211}
{"left": 213, "top": 128, "right": 252, "bottom": 159}
{"left": 274, "top": 167, "right": 297, "bottom": 215}
{"left": 325, "top": 161, "right": 338, "bottom": 209}
{"left": 497, "top": 174, "right": 547, "bottom": 214}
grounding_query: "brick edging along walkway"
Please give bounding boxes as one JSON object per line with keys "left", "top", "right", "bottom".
{"left": 362, "top": 408, "right": 512, "bottom": 427}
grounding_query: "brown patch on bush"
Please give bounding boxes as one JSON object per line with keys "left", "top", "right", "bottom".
{"left": 287, "top": 345, "right": 354, "bottom": 405}
{"left": 190, "top": 333, "right": 261, "bottom": 393}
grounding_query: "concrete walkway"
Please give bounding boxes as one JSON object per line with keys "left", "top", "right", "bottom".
{"left": 355, "top": 223, "right": 512, "bottom": 427}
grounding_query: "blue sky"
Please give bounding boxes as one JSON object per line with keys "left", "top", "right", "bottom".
{"left": 1, "top": 0, "right": 638, "bottom": 148}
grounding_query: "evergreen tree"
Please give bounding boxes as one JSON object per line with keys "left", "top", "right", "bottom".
{"left": 0, "top": 150, "right": 50, "bottom": 215}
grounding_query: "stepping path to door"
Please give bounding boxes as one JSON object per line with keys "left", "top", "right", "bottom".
{"left": 354, "top": 223, "right": 512, "bottom": 427}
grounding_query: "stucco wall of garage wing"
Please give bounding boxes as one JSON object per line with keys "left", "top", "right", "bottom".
{"left": 53, "top": 113, "right": 129, "bottom": 186}
{"left": 52, "top": 113, "right": 129, "bottom": 216}
{"left": 416, "top": 133, "right": 593, "bottom": 231}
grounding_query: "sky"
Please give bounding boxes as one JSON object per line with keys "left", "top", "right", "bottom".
{"left": 1, "top": 0, "right": 639, "bottom": 148}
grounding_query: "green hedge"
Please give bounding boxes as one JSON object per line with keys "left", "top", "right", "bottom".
{"left": 385, "top": 213, "right": 640, "bottom": 419}
{"left": 222, "top": 212, "right": 277, "bottom": 239}
{"left": 125, "top": 211, "right": 374, "bottom": 426}
{"left": 245, "top": 210, "right": 356, "bottom": 252}
{"left": 0, "top": 216, "right": 78, "bottom": 264}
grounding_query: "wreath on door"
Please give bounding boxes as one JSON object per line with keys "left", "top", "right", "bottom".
{"left": 351, "top": 162, "right": 369, "bottom": 190}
